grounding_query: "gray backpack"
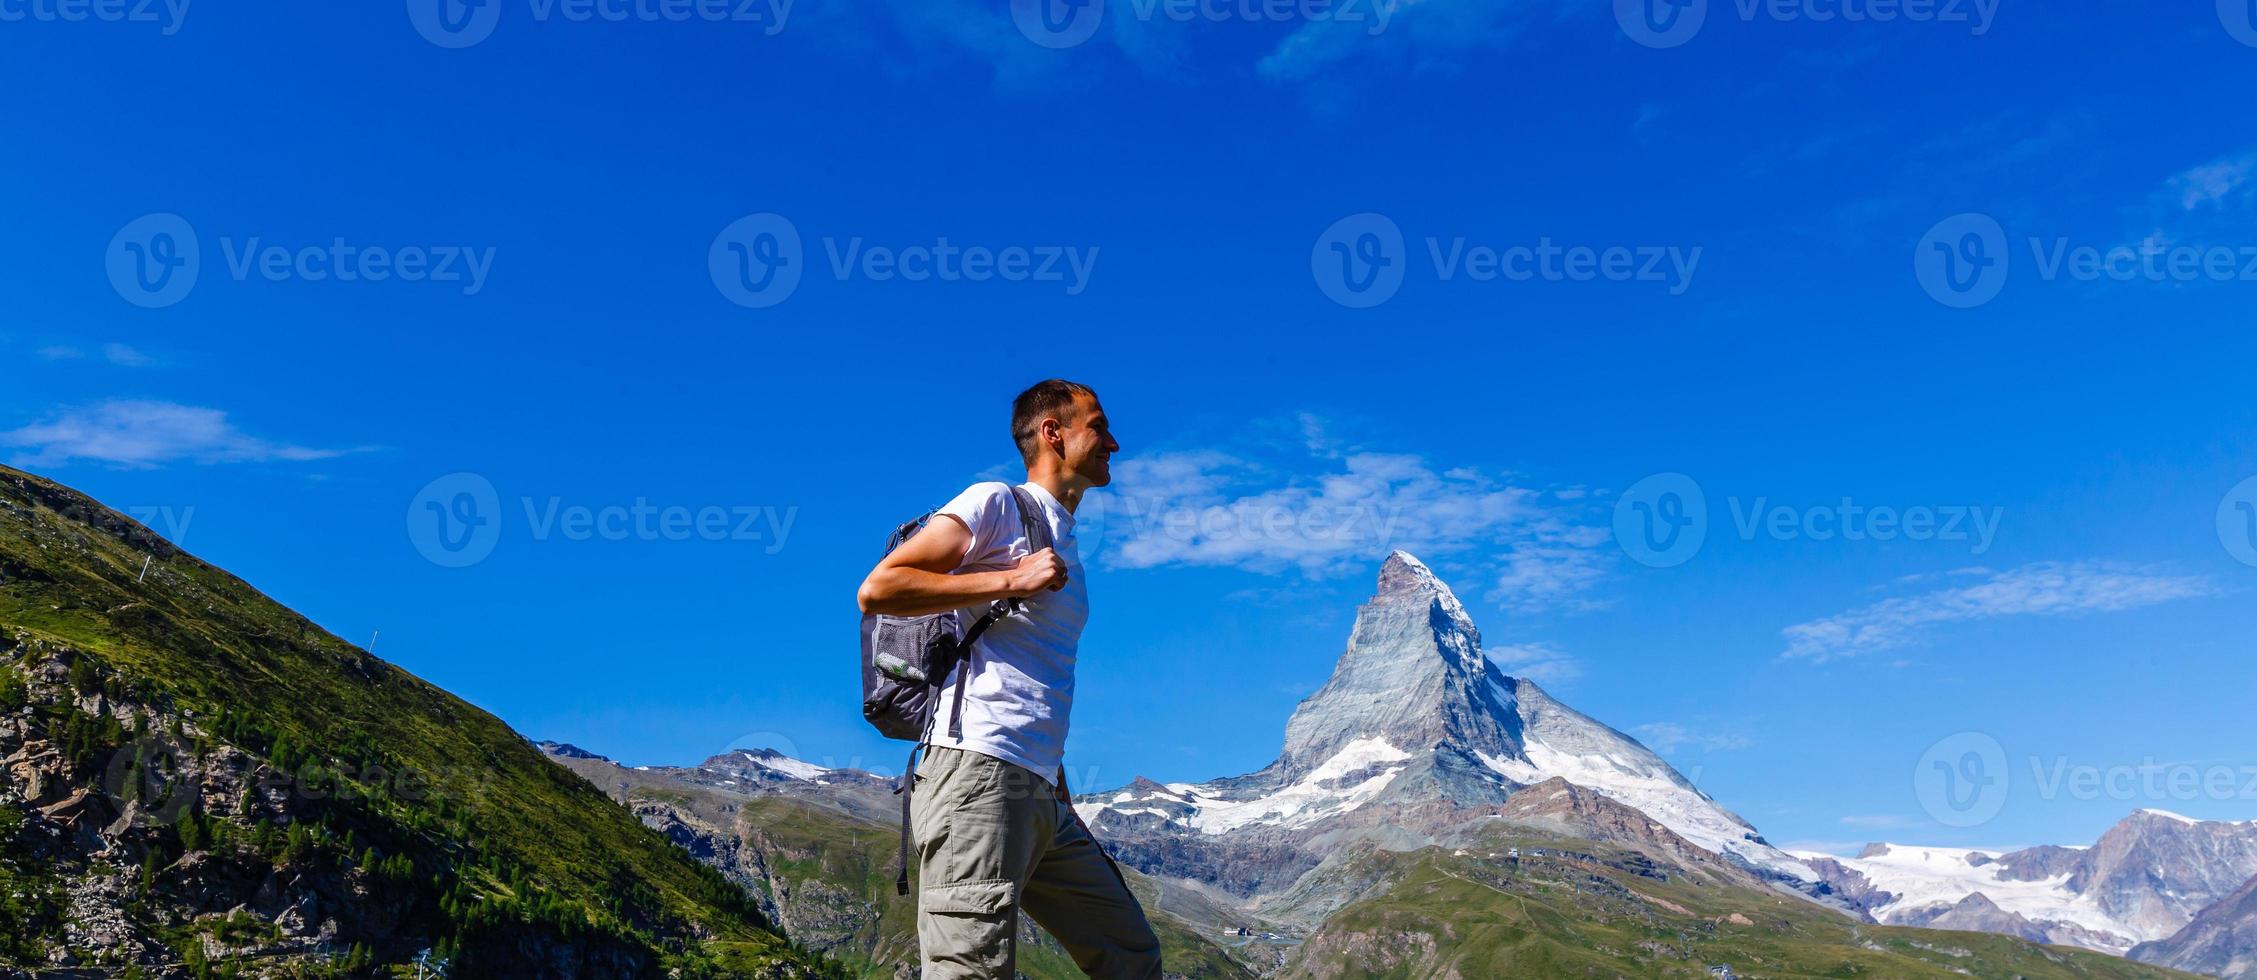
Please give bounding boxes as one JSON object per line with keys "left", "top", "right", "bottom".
{"left": 861, "top": 485, "right": 1050, "bottom": 894}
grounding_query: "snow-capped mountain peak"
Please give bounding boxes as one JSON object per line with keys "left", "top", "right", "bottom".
{"left": 1081, "top": 552, "right": 1816, "bottom": 885}
{"left": 693, "top": 746, "right": 833, "bottom": 784}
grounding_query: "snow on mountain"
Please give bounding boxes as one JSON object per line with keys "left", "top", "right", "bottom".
{"left": 1796, "top": 844, "right": 2136, "bottom": 952}
{"left": 1477, "top": 682, "right": 1812, "bottom": 882}
{"left": 1079, "top": 550, "right": 1813, "bottom": 884}
{"left": 1154, "top": 736, "right": 1411, "bottom": 834}
{"left": 699, "top": 747, "right": 834, "bottom": 783}
{"left": 1799, "top": 811, "right": 2257, "bottom": 956}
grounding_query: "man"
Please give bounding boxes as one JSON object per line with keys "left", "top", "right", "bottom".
{"left": 855, "top": 380, "right": 1160, "bottom": 979}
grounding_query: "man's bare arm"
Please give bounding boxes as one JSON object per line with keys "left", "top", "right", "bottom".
{"left": 856, "top": 515, "right": 1068, "bottom": 617}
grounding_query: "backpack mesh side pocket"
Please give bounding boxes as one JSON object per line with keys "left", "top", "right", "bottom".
{"left": 860, "top": 611, "right": 960, "bottom": 741}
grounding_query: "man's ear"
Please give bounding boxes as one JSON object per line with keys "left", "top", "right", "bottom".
{"left": 1040, "top": 417, "right": 1064, "bottom": 453}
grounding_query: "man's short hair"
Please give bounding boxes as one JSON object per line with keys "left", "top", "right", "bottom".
{"left": 1012, "top": 379, "right": 1098, "bottom": 464}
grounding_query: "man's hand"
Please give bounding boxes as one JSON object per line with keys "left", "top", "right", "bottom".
{"left": 1008, "top": 547, "right": 1069, "bottom": 596}
{"left": 858, "top": 517, "right": 1069, "bottom": 617}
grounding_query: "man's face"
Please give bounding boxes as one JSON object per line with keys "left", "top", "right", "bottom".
{"left": 1056, "top": 392, "right": 1119, "bottom": 488}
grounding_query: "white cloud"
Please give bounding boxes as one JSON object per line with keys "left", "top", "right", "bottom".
{"left": 2122, "top": 150, "right": 2257, "bottom": 258}
{"left": 2, "top": 400, "right": 356, "bottom": 470}
{"left": 1256, "top": 0, "right": 1534, "bottom": 83}
{"left": 1085, "top": 427, "right": 1611, "bottom": 612}
{"left": 1632, "top": 722, "right": 1753, "bottom": 754}
{"left": 1487, "top": 642, "right": 1580, "bottom": 684}
{"left": 29, "top": 342, "right": 155, "bottom": 366}
{"left": 103, "top": 343, "right": 156, "bottom": 367}
{"left": 2168, "top": 153, "right": 2256, "bottom": 211}
{"left": 1780, "top": 561, "right": 2217, "bottom": 663}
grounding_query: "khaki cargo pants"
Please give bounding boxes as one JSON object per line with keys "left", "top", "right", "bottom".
{"left": 911, "top": 746, "right": 1164, "bottom": 979}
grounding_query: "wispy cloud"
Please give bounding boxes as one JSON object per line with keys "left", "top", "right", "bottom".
{"left": 1632, "top": 722, "right": 1753, "bottom": 754}
{"left": 2, "top": 400, "right": 357, "bottom": 470}
{"left": 2167, "top": 153, "right": 2256, "bottom": 212}
{"left": 1088, "top": 417, "right": 1611, "bottom": 612}
{"left": 1780, "top": 561, "right": 2217, "bottom": 663}
{"left": 32, "top": 342, "right": 157, "bottom": 366}
{"left": 103, "top": 343, "right": 156, "bottom": 367}
{"left": 1487, "top": 642, "right": 1581, "bottom": 685}
{"left": 2125, "top": 149, "right": 2257, "bottom": 254}
{"left": 1256, "top": 0, "right": 1532, "bottom": 83}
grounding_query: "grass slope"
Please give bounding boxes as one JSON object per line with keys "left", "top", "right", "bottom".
{"left": 0, "top": 464, "right": 830, "bottom": 975}
{"left": 1281, "top": 827, "right": 2203, "bottom": 980}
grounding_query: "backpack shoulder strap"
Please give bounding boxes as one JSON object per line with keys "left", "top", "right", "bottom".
{"left": 1006, "top": 484, "right": 1053, "bottom": 554}
{"left": 951, "top": 485, "right": 1052, "bottom": 649}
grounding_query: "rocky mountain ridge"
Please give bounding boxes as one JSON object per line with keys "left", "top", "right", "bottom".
{"left": 1797, "top": 809, "right": 2257, "bottom": 970}
{"left": 1074, "top": 551, "right": 1817, "bottom": 905}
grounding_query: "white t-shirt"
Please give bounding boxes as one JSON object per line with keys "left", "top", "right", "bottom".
{"left": 931, "top": 480, "right": 1084, "bottom": 785}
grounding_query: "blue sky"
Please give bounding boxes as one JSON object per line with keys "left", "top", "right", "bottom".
{"left": 5, "top": 0, "right": 2256, "bottom": 855}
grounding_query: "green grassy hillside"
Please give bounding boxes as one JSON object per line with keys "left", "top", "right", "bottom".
{"left": 0, "top": 464, "right": 835, "bottom": 976}
{"left": 726, "top": 795, "right": 1256, "bottom": 979}
{"left": 1279, "top": 827, "right": 2202, "bottom": 980}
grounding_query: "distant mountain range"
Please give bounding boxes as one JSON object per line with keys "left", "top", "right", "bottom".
{"left": 1797, "top": 810, "right": 2257, "bottom": 975}
{"left": 542, "top": 551, "right": 2217, "bottom": 979}
{"left": 7, "top": 461, "right": 2239, "bottom": 979}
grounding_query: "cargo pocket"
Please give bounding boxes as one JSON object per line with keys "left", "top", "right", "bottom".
{"left": 919, "top": 877, "right": 1018, "bottom": 974}
{"left": 922, "top": 877, "right": 1014, "bottom": 916}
